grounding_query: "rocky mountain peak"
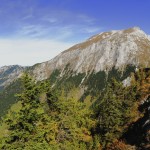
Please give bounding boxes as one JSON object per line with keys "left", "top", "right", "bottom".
{"left": 32, "top": 27, "right": 150, "bottom": 81}
{"left": 0, "top": 27, "right": 149, "bottom": 83}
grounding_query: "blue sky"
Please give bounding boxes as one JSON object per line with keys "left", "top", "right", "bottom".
{"left": 0, "top": 0, "right": 150, "bottom": 66}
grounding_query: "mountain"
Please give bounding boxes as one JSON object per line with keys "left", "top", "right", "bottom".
{"left": 0, "top": 27, "right": 150, "bottom": 149}
{"left": 32, "top": 27, "right": 150, "bottom": 81}
{"left": 0, "top": 27, "right": 150, "bottom": 87}
{"left": 0, "top": 27, "right": 150, "bottom": 116}
{"left": 0, "top": 65, "right": 25, "bottom": 90}
{"left": 0, "top": 65, "right": 24, "bottom": 116}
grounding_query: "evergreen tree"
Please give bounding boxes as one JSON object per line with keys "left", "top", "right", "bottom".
{"left": 97, "top": 80, "right": 123, "bottom": 146}
{"left": 0, "top": 74, "right": 99, "bottom": 149}
{"left": 96, "top": 79, "right": 138, "bottom": 148}
{"left": 0, "top": 74, "right": 51, "bottom": 149}
{"left": 44, "top": 87, "right": 98, "bottom": 149}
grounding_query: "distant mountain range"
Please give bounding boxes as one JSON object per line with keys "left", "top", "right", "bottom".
{"left": 0, "top": 65, "right": 25, "bottom": 90}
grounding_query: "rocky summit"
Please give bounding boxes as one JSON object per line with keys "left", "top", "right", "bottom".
{"left": 32, "top": 27, "right": 150, "bottom": 81}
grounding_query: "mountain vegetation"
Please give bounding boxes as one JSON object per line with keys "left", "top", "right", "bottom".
{"left": 0, "top": 27, "right": 150, "bottom": 149}
{"left": 0, "top": 68, "right": 149, "bottom": 149}
{"left": 0, "top": 79, "right": 22, "bottom": 117}
{"left": 0, "top": 74, "right": 97, "bottom": 149}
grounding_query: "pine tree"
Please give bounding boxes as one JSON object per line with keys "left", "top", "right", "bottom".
{"left": 97, "top": 80, "right": 123, "bottom": 146}
{"left": 44, "top": 88, "right": 98, "bottom": 149}
{"left": 1, "top": 74, "right": 51, "bottom": 149}
{"left": 0, "top": 74, "right": 99, "bottom": 149}
{"left": 96, "top": 78, "right": 138, "bottom": 148}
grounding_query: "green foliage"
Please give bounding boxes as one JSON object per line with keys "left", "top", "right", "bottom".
{"left": 97, "top": 80, "right": 123, "bottom": 146}
{"left": 0, "top": 65, "right": 142, "bottom": 150}
{"left": 107, "top": 65, "right": 135, "bottom": 82}
{"left": 85, "top": 71, "right": 106, "bottom": 93}
{"left": 50, "top": 68, "right": 86, "bottom": 95}
{"left": 54, "top": 98, "right": 94, "bottom": 144}
{"left": 0, "top": 74, "right": 49, "bottom": 149}
{"left": 0, "top": 73, "right": 98, "bottom": 149}
{"left": 0, "top": 64, "right": 136, "bottom": 119}
{"left": 122, "top": 68, "right": 150, "bottom": 149}
{"left": 41, "top": 83, "right": 98, "bottom": 149}
{"left": 81, "top": 65, "right": 135, "bottom": 99}
{"left": 0, "top": 79, "right": 22, "bottom": 118}
{"left": 49, "top": 69, "right": 61, "bottom": 84}
{"left": 95, "top": 79, "right": 138, "bottom": 147}
{"left": 39, "top": 65, "right": 136, "bottom": 107}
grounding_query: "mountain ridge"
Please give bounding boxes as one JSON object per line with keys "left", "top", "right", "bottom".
{"left": 0, "top": 27, "right": 150, "bottom": 88}
{"left": 32, "top": 27, "right": 150, "bottom": 81}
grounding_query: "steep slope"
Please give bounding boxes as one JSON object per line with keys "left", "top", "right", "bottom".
{"left": 122, "top": 68, "right": 150, "bottom": 149}
{"left": 0, "top": 27, "right": 149, "bottom": 87}
{"left": 32, "top": 27, "right": 150, "bottom": 81}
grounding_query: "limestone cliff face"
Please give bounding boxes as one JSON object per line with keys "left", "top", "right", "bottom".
{"left": 32, "top": 27, "right": 150, "bottom": 81}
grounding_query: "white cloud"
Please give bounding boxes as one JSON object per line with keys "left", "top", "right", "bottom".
{"left": 0, "top": 38, "right": 74, "bottom": 66}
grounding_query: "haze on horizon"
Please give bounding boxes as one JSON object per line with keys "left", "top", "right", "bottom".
{"left": 0, "top": 0, "right": 149, "bottom": 66}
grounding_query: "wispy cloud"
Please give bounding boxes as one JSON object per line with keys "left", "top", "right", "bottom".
{"left": 17, "top": 25, "right": 49, "bottom": 38}
{"left": 22, "top": 14, "right": 33, "bottom": 20}
{"left": 0, "top": 1, "right": 104, "bottom": 41}
{"left": 42, "top": 16, "right": 58, "bottom": 23}
{"left": 0, "top": 1, "right": 105, "bottom": 66}
{"left": 16, "top": 13, "right": 104, "bottom": 41}
{"left": 77, "top": 14, "right": 96, "bottom": 24}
